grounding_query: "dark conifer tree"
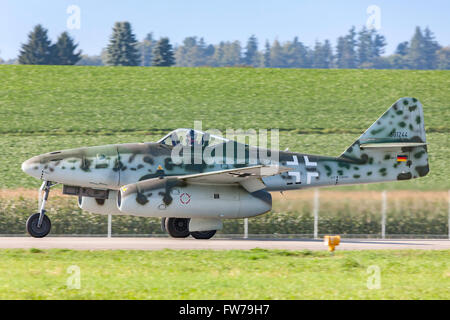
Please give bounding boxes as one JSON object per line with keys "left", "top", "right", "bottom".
{"left": 289, "top": 37, "right": 309, "bottom": 68}
{"left": 336, "top": 27, "right": 357, "bottom": 68}
{"left": 335, "top": 37, "right": 346, "bottom": 68}
{"left": 263, "top": 40, "right": 271, "bottom": 68}
{"left": 357, "top": 27, "right": 373, "bottom": 66}
{"left": 18, "top": 24, "right": 53, "bottom": 65}
{"left": 313, "top": 40, "right": 333, "bottom": 68}
{"left": 372, "top": 33, "right": 386, "bottom": 57}
{"left": 269, "top": 40, "right": 284, "bottom": 68}
{"left": 322, "top": 40, "right": 333, "bottom": 68}
{"left": 139, "top": 33, "right": 156, "bottom": 66}
{"left": 395, "top": 42, "right": 409, "bottom": 56}
{"left": 152, "top": 38, "right": 175, "bottom": 67}
{"left": 408, "top": 27, "right": 429, "bottom": 69}
{"left": 106, "top": 22, "right": 140, "bottom": 66}
{"left": 422, "top": 27, "right": 441, "bottom": 69}
{"left": 203, "top": 42, "right": 216, "bottom": 65}
{"left": 52, "top": 32, "right": 82, "bottom": 65}
{"left": 244, "top": 35, "right": 258, "bottom": 66}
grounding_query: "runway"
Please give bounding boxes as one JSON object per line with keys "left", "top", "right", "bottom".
{"left": 0, "top": 237, "right": 449, "bottom": 251}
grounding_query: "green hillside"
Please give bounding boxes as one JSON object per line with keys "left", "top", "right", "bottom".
{"left": 0, "top": 65, "right": 448, "bottom": 189}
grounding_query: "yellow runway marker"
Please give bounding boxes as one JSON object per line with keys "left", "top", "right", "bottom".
{"left": 324, "top": 235, "right": 340, "bottom": 252}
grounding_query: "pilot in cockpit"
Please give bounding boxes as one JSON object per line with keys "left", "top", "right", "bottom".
{"left": 186, "top": 129, "right": 196, "bottom": 146}
{"left": 160, "top": 129, "right": 216, "bottom": 148}
{"left": 170, "top": 132, "right": 180, "bottom": 146}
{"left": 202, "top": 132, "right": 210, "bottom": 147}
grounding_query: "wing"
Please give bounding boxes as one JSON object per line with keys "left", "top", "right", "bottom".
{"left": 178, "top": 165, "right": 290, "bottom": 192}
{"left": 121, "top": 165, "right": 290, "bottom": 195}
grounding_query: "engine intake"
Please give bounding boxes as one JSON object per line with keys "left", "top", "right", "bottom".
{"left": 78, "top": 190, "right": 122, "bottom": 215}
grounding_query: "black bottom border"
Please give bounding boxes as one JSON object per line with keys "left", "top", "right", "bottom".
{"left": 1, "top": 300, "right": 446, "bottom": 318}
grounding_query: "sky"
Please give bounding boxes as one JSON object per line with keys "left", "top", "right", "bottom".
{"left": 1, "top": 0, "right": 449, "bottom": 60}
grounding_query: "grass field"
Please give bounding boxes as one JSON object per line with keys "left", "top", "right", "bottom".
{"left": 1, "top": 66, "right": 449, "bottom": 134}
{"left": 1, "top": 65, "right": 448, "bottom": 190}
{"left": 0, "top": 249, "right": 448, "bottom": 299}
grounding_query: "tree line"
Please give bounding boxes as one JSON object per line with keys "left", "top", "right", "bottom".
{"left": 16, "top": 24, "right": 82, "bottom": 65}
{"left": 4, "top": 22, "right": 449, "bottom": 69}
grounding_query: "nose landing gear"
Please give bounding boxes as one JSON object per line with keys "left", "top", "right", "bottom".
{"left": 26, "top": 181, "right": 57, "bottom": 238}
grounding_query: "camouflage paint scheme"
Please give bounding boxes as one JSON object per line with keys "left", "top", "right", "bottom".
{"left": 22, "top": 98, "right": 429, "bottom": 216}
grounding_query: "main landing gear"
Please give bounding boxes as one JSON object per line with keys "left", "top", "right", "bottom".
{"left": 190, "top": 230, "right": 217, "bottom": 240}
{"left": 26, "top": 181, "right": 57, "bottom": 238}
{"left": 163, "top": 218, "right": 217, "bottom": 240}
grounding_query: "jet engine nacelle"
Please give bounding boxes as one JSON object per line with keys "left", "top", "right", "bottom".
{"left": 118, "top": 181, "right": 272, "bottom": 219}
{"left": 78, "top": 191, "right": 123, "bottom": 215}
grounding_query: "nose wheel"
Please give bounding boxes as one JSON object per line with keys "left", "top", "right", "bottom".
{"left": 26, "top": 181, "right": 57, "bottom": 238}
{"left": 26, "top": 213, "right": 51, "bottom": 238}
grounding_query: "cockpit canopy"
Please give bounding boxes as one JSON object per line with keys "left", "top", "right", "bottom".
{"left": 158, "top": 128, "right": 229, "bottom": 147}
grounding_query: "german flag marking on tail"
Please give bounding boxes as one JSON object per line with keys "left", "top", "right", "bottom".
{"left": 397, "top": 155, "right": 408, "bottom": 162}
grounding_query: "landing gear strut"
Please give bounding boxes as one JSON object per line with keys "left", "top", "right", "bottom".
{"left": 26, "top": 181, "right": 57, "bottom": 238}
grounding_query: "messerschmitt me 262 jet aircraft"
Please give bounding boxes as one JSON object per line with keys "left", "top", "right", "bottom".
{"left": 22, "top": 98, "right": 429, "bottom": 239}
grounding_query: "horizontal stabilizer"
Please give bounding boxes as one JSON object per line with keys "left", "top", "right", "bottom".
{"left": 360, "top": 142, "right": 427, "bottom": 149}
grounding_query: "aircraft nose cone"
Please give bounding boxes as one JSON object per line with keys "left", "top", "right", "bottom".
{"left": 21, "top": 157, "right": 42, "bottom": 179}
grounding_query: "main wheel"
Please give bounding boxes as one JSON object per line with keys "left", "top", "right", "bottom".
{"left": 165, "top": 218, "right": 190, "bottom": 238}
{"left": 191, "top": 230, "right": 217, "bottom": 240}
{"left": 26, "top": 213, "right": 51, "bottom": 238}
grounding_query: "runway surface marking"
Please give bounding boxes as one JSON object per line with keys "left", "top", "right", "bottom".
{"left": 0, "top": 237, "right": 449, "bottom": 251}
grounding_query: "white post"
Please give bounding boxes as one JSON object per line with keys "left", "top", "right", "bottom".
{"left": 107, "top": 214, "right": 112, "bottom": 238}
{"left": 448, "top": 190, "right": 450, "bottom": 240}
{"left": 313, "top": 189, "right": 319, "bottom": 239}
{"left": 244, "top": 218, "right": 248, "bottom": 239}
{"left": 381, "top": 190, "right": 387, "bottom": 239}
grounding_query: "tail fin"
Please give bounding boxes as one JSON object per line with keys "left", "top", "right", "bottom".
{"left": 340, "top": 97, "right": 429, "bottom": 179}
